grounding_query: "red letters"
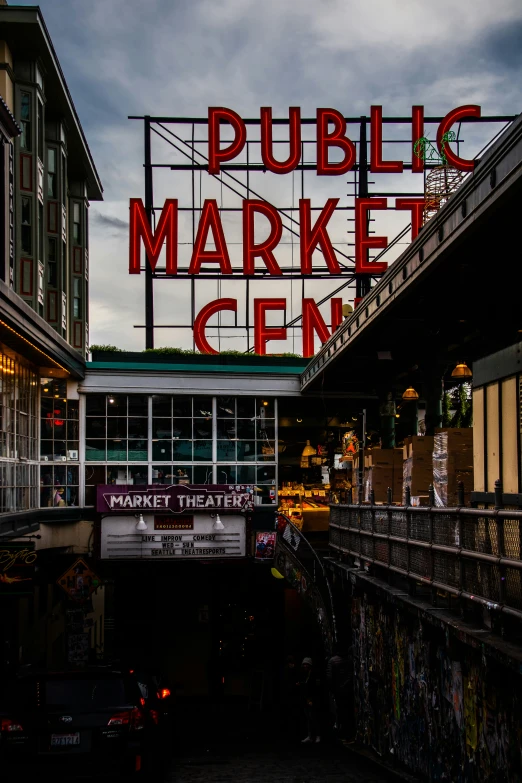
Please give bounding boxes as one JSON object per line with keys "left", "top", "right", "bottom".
{"left": 412, "top": 105, "right": 424, "bottom": 173}
{"left": 188, "top": 200, "right": 232, "bottom": 275}
{"left": 254, "top": 299, "right": 287, "bottom": 355}
{"left": 243, "top": 201, "right": 282, "bottom": 275}
{"left": 194, "top": 298, "right": 237, "bottom": 354}
{"left": 355, "top": 197, "right": 388, "bottom": 274}
{"left": 129, "top": 198, "right": 177, "bottom": 275}
{"left": 316, "top": 109, "right": 356, "bottom": 175}
{"left": 299, "top": 199, "right": 341, "bottom": 275}
{"left": 302, "top": 298, "right": 343, "bottom": 357}
{"left": 437, "top": 105, "right": 481, "bottom": 171}
{"left": 370, "top": 106, "right": 403, "bottom": 174}
{"left": 395, "top": 198, "right": 425, "bottom": 240}
{"left": 260, "top": 107, "right": 301, "bottom": 174}
{"left": 208, "top": 107, "right": 247, "bottom": 175}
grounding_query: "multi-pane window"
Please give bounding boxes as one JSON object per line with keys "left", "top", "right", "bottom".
{"left": 85, "top": 394, "right": 148, "bottom": 462}
{"left": 84, "top": 394, "right": 277, "bottom": 506}
{"left": 73, "top": 277, "right": 81, "bottom": 318}
{"left": 40, "top": 379, "right": 79, "bottom": 463}
{"left": 0, "top": 348, "right": 39, "bottom": 512}
{"left": 73, "top": 202, "right": 81, "bottom": 244}
{"left": 48, "top": 237, "right": 58, "bottom": 287}
{"left": 40, "top": 465, "right": 79, "bottom": 508}
{"left": 21, "top": 196, "right": 32, "bottom": 255}
{"left": 47, "top": 148, "right": 57, "bottom": 198}
{"left": 20, "top": 92, "right": 31, "bottom": 151}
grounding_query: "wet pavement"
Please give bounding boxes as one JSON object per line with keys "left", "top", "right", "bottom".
{"left": 170, "top": 746, "right": 396, "bottom": 782}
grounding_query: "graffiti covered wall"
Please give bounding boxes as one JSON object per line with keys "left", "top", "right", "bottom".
{"left": 352, "top": 591, "right": 522, "bottom": 781}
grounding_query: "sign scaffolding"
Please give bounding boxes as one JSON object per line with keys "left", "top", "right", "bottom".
{"left": 128, "top": 108, "right": 513, "bottom": 355}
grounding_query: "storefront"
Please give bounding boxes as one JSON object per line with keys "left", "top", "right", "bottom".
{"left": 78, "top": 352, "right": 372, "bottom": 532}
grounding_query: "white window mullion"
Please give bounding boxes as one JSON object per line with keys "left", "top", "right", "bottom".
{"left": 147, "top": 394, "right": 152, "bottom": 485}
{"left": 212, "top": 396, "right": 217, "bottom": 483}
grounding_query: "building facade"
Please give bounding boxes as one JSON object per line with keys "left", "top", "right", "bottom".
{"left": 1, "top": 4, "right": 102, "bottom": 355}
{"left": 1, "top": 5, "right": 101, "bottom": 524}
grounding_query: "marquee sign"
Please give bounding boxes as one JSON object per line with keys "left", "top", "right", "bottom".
{"left": 100, "top": 514, "right": 246, "bottom": 560}
{"left": 129, "top": 105, "right": 489, "bottom": 355}
{"left": 96, "top": 484, "right": 252, "bottom": 514}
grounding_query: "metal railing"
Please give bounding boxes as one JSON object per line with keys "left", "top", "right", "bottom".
{"left": 329, "top": 502, "right": 522, "bottom": 620}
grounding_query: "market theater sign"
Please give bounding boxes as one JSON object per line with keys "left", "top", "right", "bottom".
{"left": 97, "top": 484, "right": 251, "bottom": 514}
{"left": 129, "top": 104, "right": 481, "bottom": 356}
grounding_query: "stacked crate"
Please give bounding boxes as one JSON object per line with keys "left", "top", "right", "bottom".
{"left": 433, "top": 428, "right": 474, "bottom": 506}
{"left": 402, "top": 435, "right": 434, "bottom": 505}
{"left": 367, "top": 448, "right": 404, "bottom": 503}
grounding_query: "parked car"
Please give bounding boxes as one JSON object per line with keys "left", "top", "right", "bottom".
{"left": 0, "top": 667, "right": 160, "bottom": 777}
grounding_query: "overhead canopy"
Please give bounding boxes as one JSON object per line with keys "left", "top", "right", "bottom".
{"left": 301, "top": 113, "right": 522, "bottom": 398}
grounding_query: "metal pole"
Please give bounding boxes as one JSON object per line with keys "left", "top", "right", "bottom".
{"left": 359, "top": 408, "right": 366, "bottom": 503}
{"left": 356, "top": 117, "right": 370, "bottom": 301}
{"left": 144, "top": 117, "right": 154, "bottom": 350}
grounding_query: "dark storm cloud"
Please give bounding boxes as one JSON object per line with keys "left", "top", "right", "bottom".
{"left": 91, "top": 211, "right": 128, "bottom": 233}
{"left": 478, "top": 19, "right": 522, "bottom": 70}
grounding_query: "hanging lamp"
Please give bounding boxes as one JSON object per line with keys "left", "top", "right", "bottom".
{"left": 402, "top": 386, "right": 420, "bottom": 401}
{"left": 301, "top": 440, "right": 317, "bottom": 456}
{"left": 451, "top": 361, "right": 472, "bottom": 379}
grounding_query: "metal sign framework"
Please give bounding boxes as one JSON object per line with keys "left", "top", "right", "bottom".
{"left": 129, "top": 113, "right": 514, "bottom": 352}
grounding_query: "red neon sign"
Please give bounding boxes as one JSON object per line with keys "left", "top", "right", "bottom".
{"left": 129, "top": 104, "right": 485, "bottom": 355}
{"left": 260, "top": 107, "right": 301, "bottom": 174}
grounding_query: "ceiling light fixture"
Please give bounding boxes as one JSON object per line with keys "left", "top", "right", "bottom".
{"left": 451, "top": 362, "right": 472, "bottom": 379}
{"left": 301, "top": 440, "right": 317, "bottom": 457}
{"left": 402, "top": 386, "right": 420, "bottom": 401}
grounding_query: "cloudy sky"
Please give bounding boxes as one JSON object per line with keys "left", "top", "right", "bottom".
{"left": 19, "top": 0, "right": 522, "bottom": 353}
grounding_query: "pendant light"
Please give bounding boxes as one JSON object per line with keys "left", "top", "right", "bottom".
{"left": 301, "top": 440, "right": 317, "bottom": 457}
{"left": 135, "top": 514, "right": 148, "bottom": 531}
{"left": 451, "top": 361, "right": 472, "bottom": 379}
{"left": 402, "top": 386, "right": 419, "bottom": 401}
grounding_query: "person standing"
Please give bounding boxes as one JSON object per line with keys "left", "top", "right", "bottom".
{"left": 326, "top": 645, "right": 354, "bottom": 740}
{"left": 298, "top": 657, "right": 321, "bottom": 744}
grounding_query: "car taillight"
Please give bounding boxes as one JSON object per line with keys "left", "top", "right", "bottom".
{"left": 107, "top": 708, "right": 144, "bottom": 730}
{"left": 157, "top": 688, "right": 171, "bottom": 700}
{"left": 1, "top": 717, "right": 23, "bottom": 732}
{"left": 150, "top": 710, "right": 159, "bottom": 725}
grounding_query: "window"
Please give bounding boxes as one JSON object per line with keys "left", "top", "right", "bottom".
{"left": 0, "top": 349, "right": 39, "bottom": 512}
{"left": 48, "top": 238, "right": 57, "bottom": 287}
{"left": 47, "top": 148, "right": 57, "bottom": 198}
{"left": 84, "top": 394, "right": 277, "bottom": 506}
{"left": 73, "top": 202, "right": 81, "bottom": 244}
{"left": 61, "top": 154, "right": 67, "bottom": 206}
{"left": 40, "top": 380, "right": 79, "bottom": 505}
{"left": 20, "top": 92, "right": 31, "bottom": 151}
{"left": 73, "top": 277, "right": 81, "bottom": 318}
{"left": 20, "top": 258, "right": 33, "bottom": 296}
{"left": 37, "top": 100, "right": 44, "bottom": 162}
{"left": 21, "top": 196, "right": 32, "bottom": 255}
{"left": 38, "top": 203, "right": 43, "bottom": 263}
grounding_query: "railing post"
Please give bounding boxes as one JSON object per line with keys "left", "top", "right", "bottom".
{"left": 495, "top": 479, "right": 506, "bottom": 606}
{"left": 387, "top": 486, "right": 393, "bottom": 505}
{"left": 348, "top": 486, "right": 353, "bottom": 505}
{"left": 429, "top": 483, "right": 435, "bottom": 507}
{"left": 494, "top": 478, "right": 503, "bottom": 510}
{"left": 457, "top": 481, "right": 465, "bottom": 507}
{"left": 370, "top": 489, "right": 375, "bottom": 506}
{"left": 405, "top": 485, "right": 411, "bottom": 507}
